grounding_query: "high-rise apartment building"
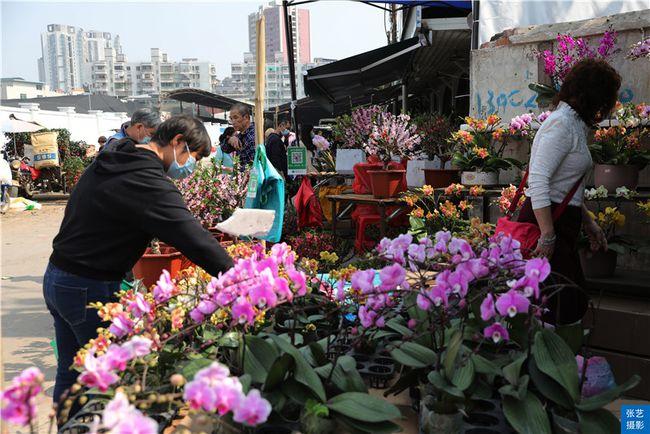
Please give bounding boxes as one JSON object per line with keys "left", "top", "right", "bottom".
{"left": 39, "top": 25, "right": 218, "bottom": 97}
{"left": 248, "top": 1, "right": 311, "bottom": 65}
{"left": 128, "top": 49, "right": 219, "bottom": 97}
{"left": 39, "top": 24, "right": 115, "bottom": 93}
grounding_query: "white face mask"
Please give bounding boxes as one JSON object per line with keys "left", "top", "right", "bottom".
{"left": 166, "top": 144, "right": 196, "bottom": 179}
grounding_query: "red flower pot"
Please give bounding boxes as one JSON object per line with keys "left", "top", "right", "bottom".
{"left": 132, "top": 247, "right": 183, "bottom": 288}
{"left": 423, "top": 169, "right": 461, "bottom": 188}
{"left": 368, "top": 169, "right": 406, "bottom": 199}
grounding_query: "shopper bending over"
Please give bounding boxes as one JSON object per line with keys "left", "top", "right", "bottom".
{"left": 44, "top": 115, "right": 233, "bottom": 406}
{"left": 102, "top": 108, "right": 162, "bottom": 152}
{"left": 518, "top": 58, "right": 619, "bottom": 324}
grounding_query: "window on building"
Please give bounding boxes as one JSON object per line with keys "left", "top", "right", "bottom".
{"left": 20, "top": 93, "right": 27, "bottom": 99}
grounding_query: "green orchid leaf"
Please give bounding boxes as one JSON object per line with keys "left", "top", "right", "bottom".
{"left": 389, "top": 341, "right": 436, "bottom": 368}
{"left": 529, "top": 358, "right": 573, "bottom": 410}
{"left": 577, "top": 409, "right": 619, "bottom": 434}
{"left": 326, "top": 392, "right": 401, "bottom": 423}
{"left": 503, "top": 392, "right": 552, "bottom": 434}
{"left": 532, "top": 329, "right": 580, "bottom": 402}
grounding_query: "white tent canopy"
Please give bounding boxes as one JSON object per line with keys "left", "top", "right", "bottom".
{"left": 478, "top": 0, "right": 649, "bottom": 46}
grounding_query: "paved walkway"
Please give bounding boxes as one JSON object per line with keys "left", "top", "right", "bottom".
{"left": 1, "top": 200, "right": 66, "bottom": 433}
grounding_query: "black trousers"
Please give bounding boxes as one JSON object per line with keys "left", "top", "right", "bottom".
{"left": 517, "top": 198, "right": 589, "bottom": 325}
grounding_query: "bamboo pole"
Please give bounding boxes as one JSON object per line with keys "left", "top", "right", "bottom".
{"left": 255, "top": 14, "right": 266, "bottom": 145}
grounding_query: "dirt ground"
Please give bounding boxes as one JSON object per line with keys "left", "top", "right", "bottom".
{"left": 1, "top": 198, "right": 66, "bottom": 433}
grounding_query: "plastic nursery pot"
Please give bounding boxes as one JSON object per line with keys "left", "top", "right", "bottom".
{"left": 367, "top": 169, "right": 406, "bottom": 199}
{"left": 593, "top": 164, "right": 639, "bottom": 192}
{"left": 419, "top": 397, "right": 463, "bottom": 434}
{"left": 132, "top": 246, "right": 183, "bottom": 288}
{"left": 423, "top": 169, "right": 461, "bottom": 188}
{"left": 460, "top": 171, "right": 499, "bottom": 186}
{"left": 579, "top": 248, "right": 618, "bottom": 278}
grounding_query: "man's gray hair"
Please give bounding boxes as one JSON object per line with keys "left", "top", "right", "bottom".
{"left": 230, "top": 103, "right": 251, "bottom": 118}
{"left": 130, "top": 108, "right": 162, "bottom": 128}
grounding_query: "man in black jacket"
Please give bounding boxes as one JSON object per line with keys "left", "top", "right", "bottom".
{"left": 44, "top": 115, "right": 233, "bottom": 406}
{"left": 266, "top": 121, "right": 289, "bottom": 178}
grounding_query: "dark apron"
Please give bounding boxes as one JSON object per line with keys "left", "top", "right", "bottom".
{"left": 517, "top": 197, "right": 588, "bottom": 325}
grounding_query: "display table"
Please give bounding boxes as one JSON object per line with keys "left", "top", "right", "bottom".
{"left": 326, "top": 193, "right": 409, "bottom": 239}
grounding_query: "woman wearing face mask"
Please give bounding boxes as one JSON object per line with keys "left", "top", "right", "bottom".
{"left": 44, "top": 115, "right": 233, "bottom": 408}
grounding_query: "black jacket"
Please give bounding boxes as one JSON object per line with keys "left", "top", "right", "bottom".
{"left": 50, "top": 138, "right": 233, "bottom": 281}
{"left": 266, "top": 132, "right": 287, "bottom": 177}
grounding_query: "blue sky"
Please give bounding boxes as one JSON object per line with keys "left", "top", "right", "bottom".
{"left": 1, "top": 0, "right": 387, "bottom": 81}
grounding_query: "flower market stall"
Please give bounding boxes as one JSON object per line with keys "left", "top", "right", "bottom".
{"left": 3, "top": 7, "right": 650, "bottom": 434}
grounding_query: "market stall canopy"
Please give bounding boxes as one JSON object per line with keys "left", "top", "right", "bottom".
{"left": 266, "top": 84, "right": 403, "bottom": 125}
{"left": 165, "top": 89, "right": 252, "bottom": 112}
{"left": 1, "top": 94, "right": 129, "bottom": 114}
{"left": 406, "top": 28, "right": 471, "bottom": 94}
{"left": 0, "top": 115, "right": 45, "bottom": 133}
{"left": 304, "top": 35, "right": 427, "bottom": 113}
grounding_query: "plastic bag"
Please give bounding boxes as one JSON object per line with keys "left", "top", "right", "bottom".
{"left": 294, "top": 177, "right": 323, "bottom": 230}
{"left": 244, "top": 144, "right": 285, "bottom": 242}
{"left": 213, "top": 146, "right": 234, "bottom": 169}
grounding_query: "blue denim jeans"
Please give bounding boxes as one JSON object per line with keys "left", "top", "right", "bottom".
{"left": 42, "top": 263, "right": 120, "bottom": 404}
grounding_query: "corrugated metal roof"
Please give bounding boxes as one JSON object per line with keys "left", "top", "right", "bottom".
{"left": 1, "top": 94, "right": 129, "bottom": 114}
{"left": 407, "top": 29, "right": 471, "bottom": 93}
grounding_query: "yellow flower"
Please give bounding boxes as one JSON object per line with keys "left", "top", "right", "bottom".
{"left": 319, "top": 251, "right": 339, "bottom": 263}
{"left": 613, "top": 211, "right": 626, "bottom": 227}
{"left": 473, "top": 147, "right": 489, "bottom": 159}
{"left": 410, "top": 207, "right": 425, "bottom": 218}
{"left": 422, "top": 185, "right": 434, "bottom": 196}
{"left": 305, "top": 323, "right": 317, "bottom": 332}
{"left": 459, "top": 200, "right": 472, "bottom": 211}
{"left": 469, "top": 185, "right": 485, "bottom": 197}
{"left": 587, "top": 210, "right": 596, "bottom": 221}
{"left": 637, "top": 200, "right": 650, "bottom": 217}
{"left": 487, "top": 114, "right": 501, "bottom": 126}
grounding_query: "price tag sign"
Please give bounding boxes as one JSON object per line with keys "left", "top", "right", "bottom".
{"left": 247, "top": 169, "right": 259, "bottom": 199}
{"left": 287, "top": 147, "right": 307, "bottom": 176}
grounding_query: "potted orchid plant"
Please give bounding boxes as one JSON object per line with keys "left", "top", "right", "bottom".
{"left": 580, "top": 186, "right": 637, "bottom": 277}
{"left": 332, "top": 229, "right": 640, "bottom": 434}
{"left": 590, "top": 102, "right": 650, "bottom": 191}
{"left": 412, "top": 113, "right": 459, "bottom": 188}
{"left": 365, "top": 111, "right": 421, "bottom": 198}
{"left": 451, "top": 115, "right": 522, "bottom": 185}
{"left": 530, "top": 28, "right": 619, "bottom": 106}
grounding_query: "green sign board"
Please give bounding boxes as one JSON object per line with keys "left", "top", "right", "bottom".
{"left": 287, "top": 147, "right": 307, "bottom": 176}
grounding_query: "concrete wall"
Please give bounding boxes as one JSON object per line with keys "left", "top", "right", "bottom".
{"left": 0, "top": 104, "right": 129, "bottom": 148}
{"left": 1, "top": 104, "right": 225, "bottom": 152}
{"left": 470, "top": 9, "right": 650, "bottom": 186}
{"left": 470, "top": 9, "right": 650, "bottom": 121}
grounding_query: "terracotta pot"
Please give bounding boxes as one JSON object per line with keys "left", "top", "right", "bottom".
{"left": 579, "top": 249, "right": 617, "bottom": 278}
{"left": 593, "top": 164, "right": 639, "bottom": 192}
{"left": 368, "top": 169, "right": 406, "bottom": 198}
{"left": 133, "top": 247, "right": 183, "bottom": 288}
{"left": 461, "top": 171, "right": 499, "bottom": 186}
{"left": 423, "top": 169, "right": 460, "bottom": 188}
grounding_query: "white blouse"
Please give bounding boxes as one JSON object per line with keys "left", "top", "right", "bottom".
{"left": 526, "top": 101, "right": 593, "bottom": 209}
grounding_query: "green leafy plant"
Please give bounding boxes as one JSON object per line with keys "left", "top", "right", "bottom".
{"left": 412, "top": 113, "right": 457, "bottom": 164}
{"left": 589, "top": 102, "right": 650, "bottom": 168}
{"left": 451, "top": 115, "right": 523, "bottom": 173}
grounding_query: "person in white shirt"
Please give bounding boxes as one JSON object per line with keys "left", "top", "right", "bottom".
{"left": 518, "top": 58, "right": 621, "bottom": 324}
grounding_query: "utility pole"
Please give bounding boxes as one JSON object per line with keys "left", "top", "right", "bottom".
{"left": 282, "top": 1, "right": 298, "bottom": 131}
{"left": 391, "top": 3, "right": 398, "bottom": 44}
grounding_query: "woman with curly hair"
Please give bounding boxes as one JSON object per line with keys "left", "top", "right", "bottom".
{"left": 518, "top": 58, "right": 621, "bottom": 324}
